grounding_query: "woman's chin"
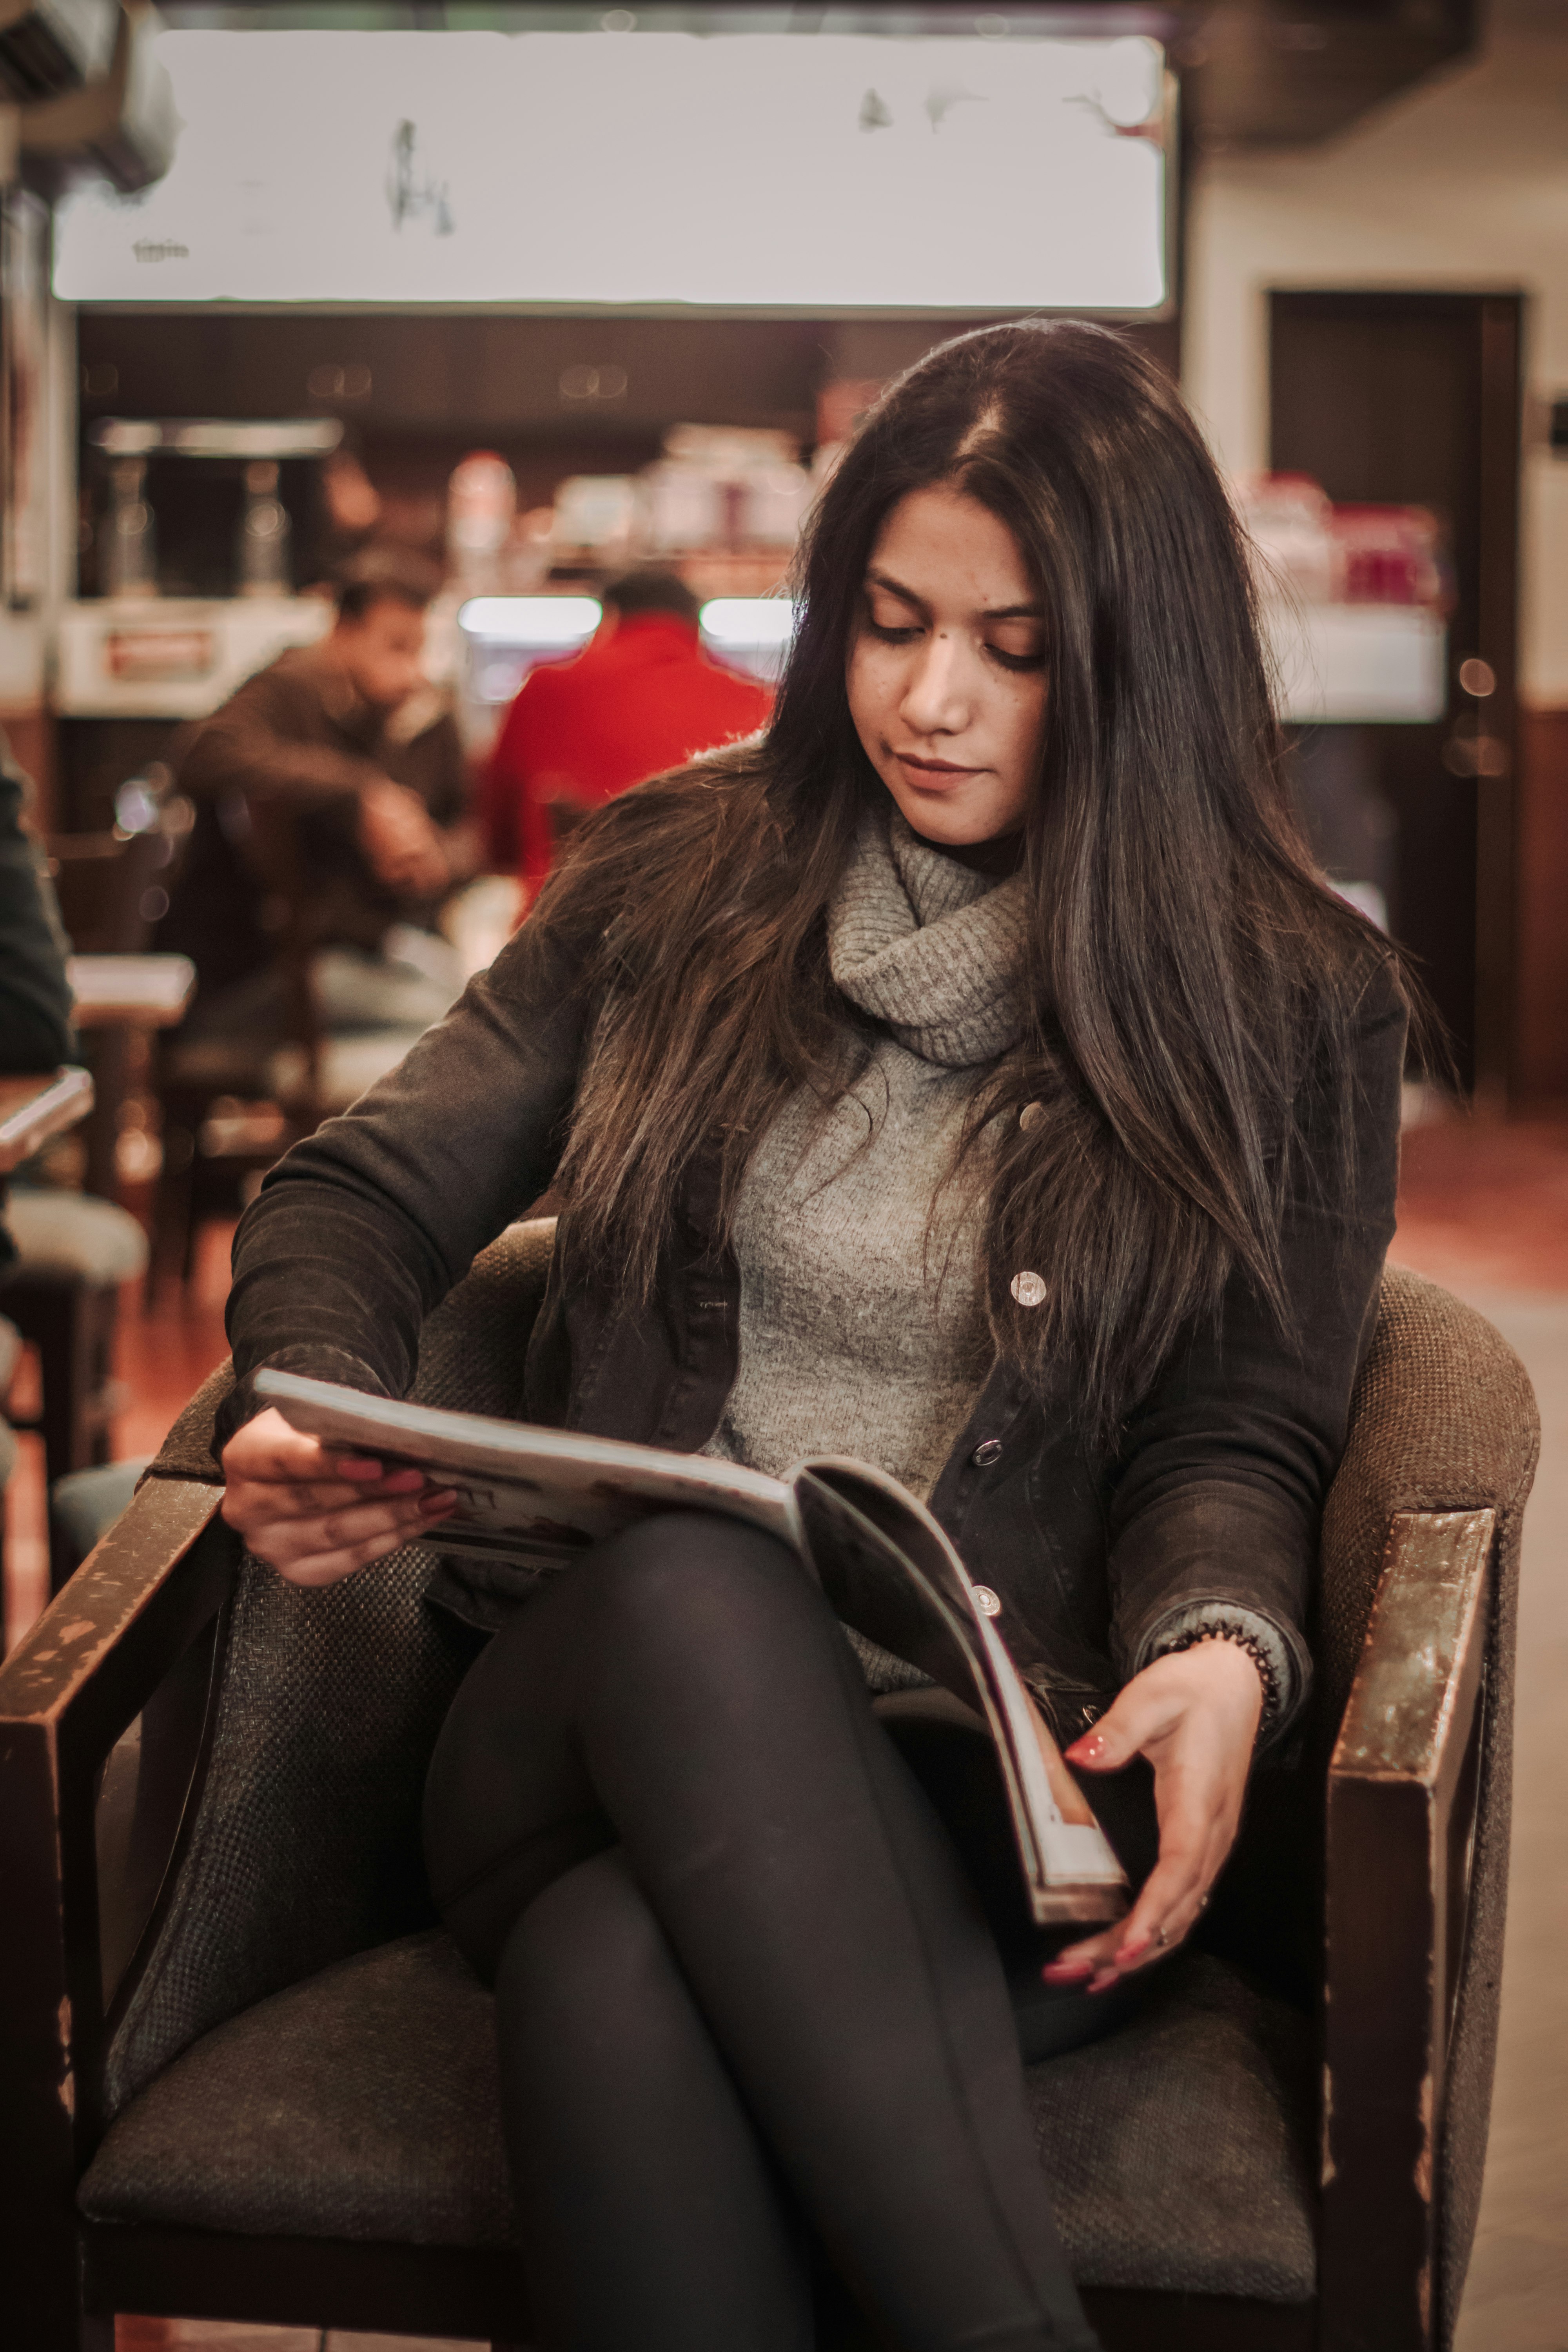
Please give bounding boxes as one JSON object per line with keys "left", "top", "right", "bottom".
{"left": 882, "top": 775, "right": 1020, "bottom": 849}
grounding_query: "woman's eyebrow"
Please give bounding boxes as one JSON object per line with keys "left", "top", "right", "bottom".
{"left": 864, "top": 567, "right": 926, "bottom": 610}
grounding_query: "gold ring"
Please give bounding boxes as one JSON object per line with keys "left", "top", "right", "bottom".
{"left": 1152, "top": 1924, "right": 1169, "bottom": 1949}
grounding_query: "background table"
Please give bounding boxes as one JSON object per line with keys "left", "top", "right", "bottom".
{"left": 67, "top": 955, "right": 196, "bottom": 1201}
{"left": 0, "top": 1070, "right": 95, "bottom": 1179}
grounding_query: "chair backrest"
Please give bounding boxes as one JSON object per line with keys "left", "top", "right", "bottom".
{"left": 106, "top": 1218, "right": 557, "bottom": 2116}
{"left": 49, "top": 829, "right": 170, "bottom": 955}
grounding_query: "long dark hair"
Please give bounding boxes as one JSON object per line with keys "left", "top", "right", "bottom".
{"left": 548, "top": 319, "right": 1401, "bottom": 1442}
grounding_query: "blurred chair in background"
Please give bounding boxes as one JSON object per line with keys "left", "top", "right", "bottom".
{"left": 47, "top": 792, "right": 191, "bottom": 1200}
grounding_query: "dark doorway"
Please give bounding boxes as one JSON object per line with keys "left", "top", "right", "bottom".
{"left": 1270, "top": 291, "right": 1522, "bottom": 1097}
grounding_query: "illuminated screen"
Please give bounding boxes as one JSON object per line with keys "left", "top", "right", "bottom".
{"left": 54, "top": 28, "right": 1169, "bottom": 310}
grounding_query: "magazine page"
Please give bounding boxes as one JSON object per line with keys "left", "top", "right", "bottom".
{"left": 257, "top": 1369, "right": 801, "bottom": 1570}
{"left": 793, "top": 1460, "right": 1128, "bottom": 1926}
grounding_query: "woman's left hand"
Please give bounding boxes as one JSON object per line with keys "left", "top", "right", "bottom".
{"left": 1042, "top": 1639, "right": 1264, "bottom": 1994}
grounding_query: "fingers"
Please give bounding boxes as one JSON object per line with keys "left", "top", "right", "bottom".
{"left": 231, "top": 1488, "right": 458, "bottom": 1588}
{"left": 1063, "top": 1681, "right": 1181, "bottom": 1777}
{"left": 1044, "top": 1653, "right": 1258, "bottom": 1993}
{"left": 227, "top": 1466, "right": 426, "bottom": 1522}
{"left": 269, "top": 1501, "right": 459, "bottom": 1588}
{"left": 220, "top": 1403, "right": 462, "bottom": 1588}
{"left": 221, "top": 1406, "right": 338, "bottom": 1485}
{"left": 1047, "top": 1827, "right": 1221, "bottom": 1992}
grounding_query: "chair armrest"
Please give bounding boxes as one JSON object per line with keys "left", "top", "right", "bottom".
{"left": 1319, "top": 1505, "right": 1494, "bottom": 2352}
{"left": 0, "top": 1477, "right": 233, "bottom": 2343}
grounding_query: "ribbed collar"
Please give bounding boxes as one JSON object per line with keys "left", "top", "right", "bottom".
{"left": 828, "top": 803, "right": 1027, "bottom": 1068}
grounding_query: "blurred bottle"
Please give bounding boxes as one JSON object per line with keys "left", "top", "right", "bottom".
{"left": 1332, "top": 506, "right": 1447, "bottom": 610}
{"left": 99, "top": 455, "right": 158, "bottom": 599}
{"left": 447, "top": 450, "right": 516, "bottom": 592}
{"left": 236, "top": 460, "right": 293, "bottom": 597}
{"left": 1234, "top": 473, "right": 1338, "bottom": 606}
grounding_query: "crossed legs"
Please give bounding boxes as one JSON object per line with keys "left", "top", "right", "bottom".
{"left": 422, "top": 1512, "right": 1101, "bottom": 2352}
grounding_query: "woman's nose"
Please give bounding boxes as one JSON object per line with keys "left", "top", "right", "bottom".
{"left": 899, "top": 633, "right": 973, "bottom": 737}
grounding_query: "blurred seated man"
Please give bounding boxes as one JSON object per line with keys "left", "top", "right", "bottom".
{"left": 161, "top": 558, "right": 476, "bottom": 1042}
{"left": 484, "top": 568, "right": 773, "bottom": 907}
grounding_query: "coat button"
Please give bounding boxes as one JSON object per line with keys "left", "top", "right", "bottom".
{"left": 973, "top": 1585, "right": 1002, "bottom": 1617}
{"left": 972, "top": 1437, "right": 1003, "bottom": 1467}
{"left": 1010, "top": 1271, "right": 1047, "bottom": 1307}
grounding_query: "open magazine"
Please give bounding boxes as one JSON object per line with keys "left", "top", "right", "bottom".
{"left": 257, "top": 1367, "right": 1130, "bottom": 1928}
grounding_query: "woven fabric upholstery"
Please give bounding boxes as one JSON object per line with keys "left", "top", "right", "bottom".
{"left": 145, "top": 1359, "right": 234, "bottom": 1483}
{"left": 1029, "top": 1955, "right": 1313, "bottom": 2297}
{"left": 109, "top": 1220, "right": 557, "bottom": 2116}
{"left": 1317, "top": 1262, "right": 1537, "bottom": 2351}
{"left": 83, "top": 1932, "right": 1312, "bottom": 2303}
{"left": 89, "top": 1934, "right": 512, "bottom": 2246}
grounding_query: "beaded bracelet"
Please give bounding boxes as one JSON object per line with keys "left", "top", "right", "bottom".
{"left": 1153, "top": 1619, "right": 1282, "bottom": 1726}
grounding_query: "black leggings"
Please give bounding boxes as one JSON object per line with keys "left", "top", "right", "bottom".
{"left": 423, "top": 1512, "right": 1137, "bottom": 2352}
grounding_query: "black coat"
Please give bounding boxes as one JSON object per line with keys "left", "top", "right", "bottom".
{"left": 218, "top": 859, "right": 1405, "bottom": 1744}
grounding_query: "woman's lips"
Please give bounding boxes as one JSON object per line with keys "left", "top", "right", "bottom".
{"left": 893, "top": 753, "right": 985, "bottom": 790}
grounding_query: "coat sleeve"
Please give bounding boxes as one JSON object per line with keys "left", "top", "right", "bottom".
{"left": 216, "top": 885, "right": 599, "bottom": 1452}
{"left": 178, "top": 667, "right": 380, "bottom": 811}
{"left": 1104, "top": 965, "right": 1407, "bottom": 1730}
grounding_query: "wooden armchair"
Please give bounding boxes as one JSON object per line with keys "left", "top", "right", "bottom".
{"left": 0, "top": 1228, "right": 1537, "bottom": 2352}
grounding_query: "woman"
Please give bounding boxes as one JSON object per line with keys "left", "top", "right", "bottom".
{"left": 218, "top": 320, "right": 1406, "bottom": 2352}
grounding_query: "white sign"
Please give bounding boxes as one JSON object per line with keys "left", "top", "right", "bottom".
{"left": 54, "top": 28, "right": 1169, "bottom": 312}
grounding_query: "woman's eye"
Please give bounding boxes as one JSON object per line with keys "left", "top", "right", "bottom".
{"left": 985, "top": 641, "right": 1045, "bottom": 673}
{"left": 865, "top": 613, "right": 921, "bottom": 644}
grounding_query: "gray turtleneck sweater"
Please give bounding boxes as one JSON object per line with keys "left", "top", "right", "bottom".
{"left": 701, "top": 806, "right": 1024, "bottom": 1503}
{"left": 701, "top": 801, "right": 1295, "bottom": 1715}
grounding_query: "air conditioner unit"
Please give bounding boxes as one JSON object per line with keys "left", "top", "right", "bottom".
{"left": 16, "top": 2, "right": 174, "bottom": 192}
{"left": 0, "top": 0, "right": 118, "bottom": 102}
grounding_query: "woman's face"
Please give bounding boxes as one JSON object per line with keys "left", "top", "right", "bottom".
{"left": 847, "top": 484, "right": 1047, "bottom": 848}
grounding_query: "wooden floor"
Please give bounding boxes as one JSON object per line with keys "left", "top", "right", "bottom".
{"left": 5, "top": 1109, "right": 1567, "bottom": 2350}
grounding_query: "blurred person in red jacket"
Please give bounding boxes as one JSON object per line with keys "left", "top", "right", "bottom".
{"left": 485, "top": 568, "right": 773, "bottom": 904}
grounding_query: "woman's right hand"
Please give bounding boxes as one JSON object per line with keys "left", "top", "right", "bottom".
{"left": 221, "top": 1405, "right": 456, "bottom": 1588}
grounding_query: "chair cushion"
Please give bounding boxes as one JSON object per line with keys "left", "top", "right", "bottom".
{"left": 4, "top": 1187, "right": 149, "bottom": 1282}
{"left": 81, "top": 1931, "right": 1315, "bottom": 2303}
